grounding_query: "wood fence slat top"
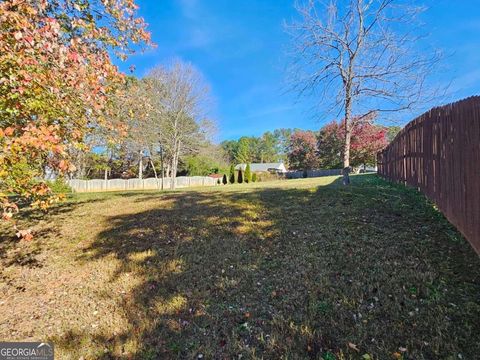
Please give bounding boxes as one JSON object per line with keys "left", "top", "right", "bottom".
{"left": 378, "top": 96, "right": 480, "bottom": 254}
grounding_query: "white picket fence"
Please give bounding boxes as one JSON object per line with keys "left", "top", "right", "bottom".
{"left": 67, "top": 176, "right": 218, "bottom": 193}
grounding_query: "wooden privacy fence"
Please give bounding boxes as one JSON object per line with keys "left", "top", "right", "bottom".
{"left": 67, "top": 176, "right": 218, "bottom": 193}
{"left": 377, "top": 96, "right": 480, "bottom": 254}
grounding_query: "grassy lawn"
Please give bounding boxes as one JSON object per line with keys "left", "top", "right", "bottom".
{"left": 1, "top": 174, "right": 479, "bottom": 359}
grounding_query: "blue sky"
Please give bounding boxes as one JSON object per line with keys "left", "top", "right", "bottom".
{"left": 118, "top": 0, "right": 480, "bottom": 141}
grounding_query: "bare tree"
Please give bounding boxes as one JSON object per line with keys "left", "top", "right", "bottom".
{"left": 110, "top": 77, "right": 156, "bottom": 179}
{"left": 146, "top": 60, "right": 214, "bottom": 189}
{"left": 287, "top": 0, "right": 441, "bottom": 184}
{"left": 66, "top": 77, "right": 151, "bottom": 180}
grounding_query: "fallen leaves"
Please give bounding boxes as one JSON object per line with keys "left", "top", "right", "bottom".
{"left": 16, "top": 229, "right": 33, "bottom": 241}
{"left": 348, "top": 342, "right": 360, "bottom": 352}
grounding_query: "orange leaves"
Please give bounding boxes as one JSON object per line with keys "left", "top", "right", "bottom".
{"left": 16, "top": 229, "right": 33, "bottom": 241}
{"left": 32, "top": 183, "right": 50, "bottom": 196}
{"left": 2, "top": 210, "right": 14, "bottom": 221}
{"left": 58, "top": 160, "right": 69, "bottom": 172}
{"left": 2, "top": 127, "right": 14, "bottom": 136}
{"left": 24, "top": 35, "right": 34, "bottom": 46}
{"left": 1, "top": 201, "right": 18, "bottom": 221}
{"left": 0, "top": 0, "right": 152, "bottom": 236}
{"left": 67, "top": 51, "right": 81, "bottom": 63}
{"left": 7, "top": 124, "right": 64, "bottom": 154}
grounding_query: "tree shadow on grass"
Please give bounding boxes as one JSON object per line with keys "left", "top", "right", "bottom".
{"left": 0, "top": 197, "right": 106, "bottom": 269}
{"left": 50, "top": 175, "right": 480, "bottom": 359}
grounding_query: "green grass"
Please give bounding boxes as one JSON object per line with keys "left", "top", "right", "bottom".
{"left": 0, "top": 174, "right": 479, "bottom": 359}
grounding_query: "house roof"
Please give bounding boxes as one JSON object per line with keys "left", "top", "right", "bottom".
{"left": 208, "top": 174, "right": 223, "bottom": 178}
{"left": 235, "top": 163, "right": 286, "bottom": 172}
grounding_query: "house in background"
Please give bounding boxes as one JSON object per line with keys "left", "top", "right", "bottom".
{"left": 235, "top": 162, "right": 287, "bottom": 174}
{"left": 208, "top": 173, "right": 224, "bottom": 183}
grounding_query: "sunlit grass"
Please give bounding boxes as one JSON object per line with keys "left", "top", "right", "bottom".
{"left": 0, "top": 174, "right": 479, "bottom": 359}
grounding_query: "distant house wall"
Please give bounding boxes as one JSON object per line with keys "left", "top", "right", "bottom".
{"left": 67, "top": 176, "right": 217, "bottom": 193}
{"left": 276, "top": 163, "right": 287, "bottom": 173}
{"left": 235, "top": 163, "right": 287, "bottom": 173}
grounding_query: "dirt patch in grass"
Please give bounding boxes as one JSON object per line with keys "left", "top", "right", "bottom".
{"left": 1, "top": 175, "right": 479, "bottom": 359}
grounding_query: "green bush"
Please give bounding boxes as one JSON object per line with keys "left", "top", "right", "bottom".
{"left": 229, "top": 164, "right": 235, "bottom": 184}
{"left": 245, "top": 163, "right": 252, "bottom": 183}
{"left": 252, "top": 173, "right": 257, "bottom": 182}
{"left": 46, "top": 178, "right": 72, "bottom": 194}
{"left": 238, "top": 170, "right": 243, "bottom": 184}
{"left": 222, "top": 174, "right": 228, "bottom": 185}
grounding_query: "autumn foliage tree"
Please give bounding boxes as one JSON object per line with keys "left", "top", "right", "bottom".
{"left": 0, "top": 0, "right": 151, "bottom": 238}
{"left": 318, "top": 118, "right": 388, "bottom": 168}
{"left": 350, "top": 122, "right": 388, "bottom": 167}
{"left": 289, "top": 0, "right": 440, "bottom": 184}
{"left": 287, "top": 130, "right": 319, "bottom": 170}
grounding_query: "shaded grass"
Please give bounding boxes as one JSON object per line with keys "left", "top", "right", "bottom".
{"left": 0, "top": 174, "right": 479, "bottom": 359}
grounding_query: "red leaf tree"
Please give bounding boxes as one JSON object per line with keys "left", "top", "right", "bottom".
{"left": 318, "top": 117, "right": 388, "bottom": 169}
{"left": 287, "top": 130, "right": 319, "bottom": 170}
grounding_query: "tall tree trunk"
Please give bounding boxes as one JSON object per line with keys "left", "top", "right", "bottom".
{"left": 343, "top": 92, "right": 352, "bottom": 185}
{"left": 138, "top": 150, "right": 143, "bottom": 179}
{"left": 170, "top": 154, "right": 175, "bottom": 190}
{"left": 170, "top": 157, "right": 176, "bottom": 189}
{"left": 343, "top": 128, "right": 351, "bottom": 185}
{"left": 160, "top": 147, "right": 164, "bottom": 190}
{"left": 150, "top": 158, "right": 158, "bottom": 179}
{"left": 170, "top": 140, "right": 181, "bottom": 190}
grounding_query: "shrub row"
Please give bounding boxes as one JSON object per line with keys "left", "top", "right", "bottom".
{"left": 223, "top": 164, "right": 257, "bottom": 184}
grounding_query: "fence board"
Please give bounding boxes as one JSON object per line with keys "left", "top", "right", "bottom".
{"left": 378, "top": 96, "right": 480, "bottom": 254}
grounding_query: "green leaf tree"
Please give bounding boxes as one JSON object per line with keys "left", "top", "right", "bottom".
{"left": 229, "top": 164, "right": 235, "bottom": 184}
{"left": 238, "top": 170, "right": 243, "bottom": 184}
{"left": 245, "top": 163, "right": 252, "bottom": 183}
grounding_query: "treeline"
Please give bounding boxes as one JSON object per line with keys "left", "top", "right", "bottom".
{"left": 221, "top": 122, "right": 401, "bottom": 170}
{"left": 69, "top": 64, "right": 401, "bottom": 182}
{"left": 221, "top": 129, "right": 293, "bottom": 165}
{"left": 72, "top": 142, "right": 227, "bottom": 180}
{"left": 69, "top": 63, "right": 401, "bottom": 183}
{"left": 68, "top": 60, "right": 228, "bottom": 186}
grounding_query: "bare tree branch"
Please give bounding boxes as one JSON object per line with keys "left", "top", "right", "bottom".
{"left": 286, "top": 0, "right": 442, "bottom": 184}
